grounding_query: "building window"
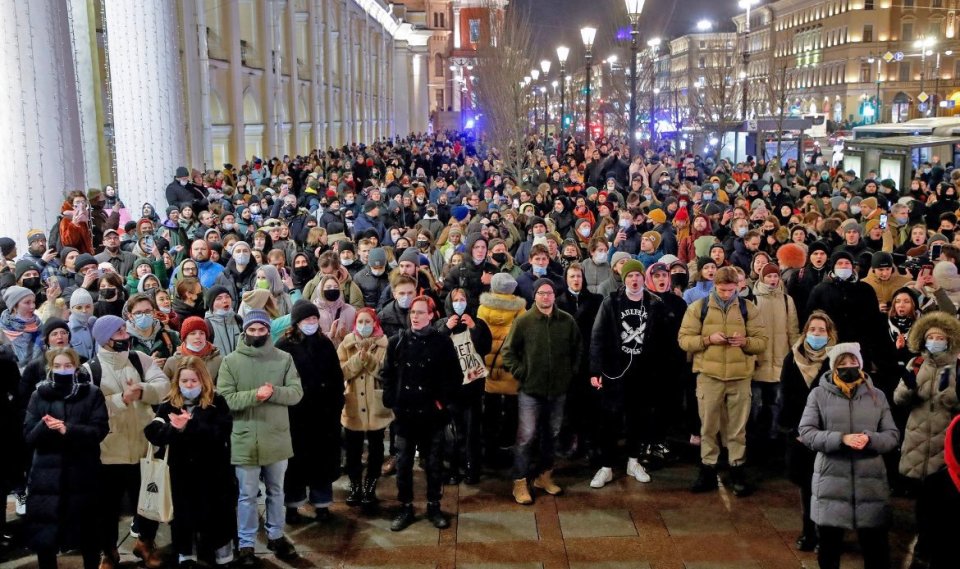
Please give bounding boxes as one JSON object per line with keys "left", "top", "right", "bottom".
{"left": 439, "top": 12, "right": 445, "bottom": 28}
{"left": 933, "top": 0, "right": 943, "bottom": 7}
{"left": 899, "top": 61, "right": 911, "bottom": 82}
{"left": 902, "top": 23, "right": 913, "bottom": 41}
{"left": 954, "top": 59, "right": 960, "bottom": 79}
{"left": 699, "top": 40, "right": 706, "bottom": 49}
{"left": 436, "top": 89, "right": 445, "bottom": 111}
{"left": 435, "top": 53, "right": 443, "bottom": 77}
{"left": 860, "top": 62, "right": 872, "bottom": 83}
{"left": 698, "top": 56, "right": 705, "bottom": 68}
{"left": 468, "top": 19, "right": 481, "bottom": 44}
{"left": 929, "top": 21, "right": 940, "bottom": 37}
{"left": 863, "top": 24, "right": 873, "bottom": 42}
{"left": 904, "top": 0, "right": 914, "bottom": 7}
{"left": 864, "top": 0, "right": 874, "bottom": 9}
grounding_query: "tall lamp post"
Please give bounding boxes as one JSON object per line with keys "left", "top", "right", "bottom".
{"left": 648, "top": 37, "right": 661, "bottom": 147}
{"left": 581, "top": 26, "right": 597, "bottom": 141}
{"left": 541, "top": 59, "right": 552, "bottom": 141}
{"left": 915, "top": 36, "right": 936, "bottom": 117}
{"left": 625, "top": 0, "right": 645, "bottom": 157}
{"left": 556, "top": 46, "right": 570, "bottom": 140}
{"left": 531, "top": 68, "right": 541, "bottom": 135}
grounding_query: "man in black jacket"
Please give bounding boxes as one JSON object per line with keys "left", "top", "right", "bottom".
{"left": 443, "top": 234, "right": 495, "bottom": 312}
{"left": 165, "top": 166, "right": 208, "bottom": 211}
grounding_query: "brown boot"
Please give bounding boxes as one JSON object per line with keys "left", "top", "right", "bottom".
{"left": 99, "top": 549, "right": 120, "bottom": 569}
{"left": 533, "top": 470, "right": 562, "bottom": 495}
{"left": 512, "top": 478, "right": 533, "bottom": 505}
{"left": 132, "top": 538, "right": 163, "bottom": 569}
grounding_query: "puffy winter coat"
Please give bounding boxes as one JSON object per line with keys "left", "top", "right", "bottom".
{"left": 862, "top": 270, "right": 912, "bottom": 306}
{"left": 337, "top": 332, "right": 393, "bottom": 431}
{"left": 23, "top": 375, "right": 108, "bottom": 551}
{"left": 894, "top": 311, "right": 960, "bottom": 479}
{"left": 581, "top": 258, "right": 613, "bottom": 294}
{"left": 752, "top": 282, "right": 799, "bottom": 382}
{"left": 678, "top": 294, "right": 768, "bottom": 381}
{"left": 218, "top": 338, "right": 304, "bottom": 466}
{"left": 477, "top": 292, "right": 527, "bottom": 395}
{"left": 799, "top": 373, "right": 900, "bottom": 529}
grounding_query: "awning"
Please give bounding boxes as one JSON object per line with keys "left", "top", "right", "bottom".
{"left": 892, "top": 92, "right": 911, "bottom": 104}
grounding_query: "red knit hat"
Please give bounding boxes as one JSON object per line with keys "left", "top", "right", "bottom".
{"left": 673, "top": 206, "right": 689, "bottom": 223}
{"left": 760, "top": 263, "right": 781, "bottom": 279}
{"left": 180, "top": 316, "right": 209, "bottom": 340}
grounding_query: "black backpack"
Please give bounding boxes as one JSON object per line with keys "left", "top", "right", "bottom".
{"left": 86, "top": 352, "right": 145, "bottom": 386}
{"left": 699, "top": 296, "right": 749, "bottom": 324}
{"left": 47, "top": 215, "right": 63, "bottom": 253}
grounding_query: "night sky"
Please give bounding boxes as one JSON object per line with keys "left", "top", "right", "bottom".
{"left": 517, "top": 0, "right": 739, "bottom": 62}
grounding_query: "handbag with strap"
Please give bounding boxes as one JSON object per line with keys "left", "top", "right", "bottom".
{"left": 137, "top": 443, "right": 174, "bottom": 522}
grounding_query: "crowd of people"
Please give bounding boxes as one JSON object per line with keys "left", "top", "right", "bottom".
{"left": 3, "top": 130, "right": 960, "bottom": 569}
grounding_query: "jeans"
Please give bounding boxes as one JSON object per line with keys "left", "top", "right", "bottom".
{"left": 750, "top": 381, "right": 783, "bottom": 441}
{"left": 817, "top": 525, "right": 889, "bottom": 569}
{"left": 99, "top": 464, "right": 158, "bottom": 551}
{"left": 394, "top": 421, "right": 445, "bottom": 504}
{"left": 236, "top": 460, "right": 287, "bottom": 549}
{"left": 344, "top": 428, "right": 386, "bottom": 482}
{"left": 512, "top": 392, "right": 565, "bottom": 480}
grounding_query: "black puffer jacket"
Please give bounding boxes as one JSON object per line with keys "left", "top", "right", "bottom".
{"left": 214, "top": 259, "right": 259, "bottom": 305}
{"left": 353, "top": 266, "right": 390, "bottom": 308}
{"left": 23, "top": 372, "right": 108, "bottom": 551}
{"left": 381, "top": 327, "right": 461, "bottom": 428}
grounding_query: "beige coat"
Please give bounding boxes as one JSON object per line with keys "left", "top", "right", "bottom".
{"left": 82, "top": 349, "right": 170, "bottom": 465}
{"left": 752, "top": 282, "right": 799, "bottom": 382}
{"left": 163, "top": 346, "right": 223, "bottom": 383}
{"left": 678, "top": 294, "right": 768, "bottom": 381}
{"left": 337, "top": 332, "right": 393, "bottom": 432}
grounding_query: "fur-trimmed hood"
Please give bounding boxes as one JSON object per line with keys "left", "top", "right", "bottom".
{"left": 479, "top": 291, "right": 526, "bottom": 312}
{"left": 908, "top": 311, "right": 960, "bottom": 354}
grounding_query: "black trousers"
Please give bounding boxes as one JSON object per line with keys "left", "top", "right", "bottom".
{"left": 598, "top": 379, "right": 659, "bottom": 467}
{"left": 99, "top": 463, "right": 158, "bottom": 551}
{"left": 447, "top": 380, "right": 485, "bottom": 474}
{"left": 344, "top": 428, "right": 386, "bottom": 481}
{"left": 394, "top": 420, "right": 444, "bottom": 505}
{"left": 816, "top": 525, "right": 889, "bottom": 569}
{"left": 37, "top": 549, "right": 100, "bottom": 569}
{"left": 482, "top": 393, "right": 518, "bottom": 457}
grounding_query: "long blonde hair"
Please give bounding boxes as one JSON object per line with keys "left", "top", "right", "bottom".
{"left": 167, "top": 356, "right": 216, "bottom": 409}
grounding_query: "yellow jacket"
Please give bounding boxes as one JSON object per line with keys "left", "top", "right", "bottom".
{"left": 678, "top": 293, "right": 768, "bottom": 381}
{"left": 477, "top": 292, "right": 526, "bottom": 395}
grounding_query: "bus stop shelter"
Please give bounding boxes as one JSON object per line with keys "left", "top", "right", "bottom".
{"left": 842, "top": 135, "right": 960, "bottom": 192}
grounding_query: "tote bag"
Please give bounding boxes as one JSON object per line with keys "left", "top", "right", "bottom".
{"left": 137, "top": 444, "right": 174, "bottom": 522}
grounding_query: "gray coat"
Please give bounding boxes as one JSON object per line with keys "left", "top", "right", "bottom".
{"left": 799, "top": 373, "right": 899, "bottom": 529}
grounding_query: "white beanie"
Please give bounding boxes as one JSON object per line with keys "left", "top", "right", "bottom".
{"left": 827, "top": 342, "right": 863, "bottom": 370}
{"left": 70, "top": 287, "right": 94, "bottom": 308}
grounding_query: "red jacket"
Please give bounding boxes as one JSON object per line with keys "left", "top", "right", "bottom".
{"left": 59, "top": 200, "right": 94, "bottom": 254}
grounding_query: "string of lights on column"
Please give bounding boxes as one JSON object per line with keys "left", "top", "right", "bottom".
{"left": 98, "top": 0, "right": 118, "bottom": 188}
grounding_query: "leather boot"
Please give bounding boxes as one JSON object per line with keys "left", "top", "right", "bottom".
{"left": 362, "top": 476, "right": 380, "bottom": 507}
{"left": 99, "top": 549, "right": 120, "bottom": 569}
{"left": 391, "top": 503, "right": 415, "bottom": 532}
{"left": 512, "top": 478, "right": 533, "bottom": 505}
{"left": 346, "top": 478, "right": 363, "bottom": 507}
{"left": 533, "top": 469, "right": 562, "bottom": 495}
{"left": 132, "top": 538, "right": 163, "bottom": 569}
{"left": 690, "top": 464, "right": 719, "bottom": 493}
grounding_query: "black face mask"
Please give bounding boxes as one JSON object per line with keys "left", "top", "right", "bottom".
{"left": 22, "top": 277, "right": 41, "bottom": 291}
{"left": 111, "top": 339, "right": 130, "bottom": 352}
{"left": 836, "top": 367, "right": 861, "bottom": 383}
{"left": 671, "top": 272, "right": 689, "bottom": 290}
{"left": 99, "top": 288, "right": 118, "bottom": 301}
{"left": 244, "top": 334, "right": 268, "bottom": 348}
{"left": 322, "top": 289, "right": 341, "bottom": 302}
{"left": 492, "top": 252, "right": 508, "bottom": 265}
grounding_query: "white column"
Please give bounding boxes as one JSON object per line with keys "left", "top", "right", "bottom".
{"left": 310, "top": 0, "right": 324, "bottom": 150}
{"left": 226, "top": 0, "right": 245, "bottom": 163}
{"left": 453, "top": 6, "right": 461, "bottom": 49}
{"left": 287, "top": 4, "right": 299, "bottom": 155}
{"left": 393, "top": 42, "right": 411, "bottom": 136}
{"left": 180, "top": 0, "right": 213, "bottom": 169}
{"left": 260, "top": 0, "right": 279, "bottom": 157}
{"left": 67, "top": 0, "right": 103, "bottom": 190}
{"left": 104, "top": 0, "right": 186, "bottom": 215}
{"left": 0, "top": 0, "right": 87, "bottom": 251}
{"left": 410, "top": 47, "right": 430, "bottom": 133}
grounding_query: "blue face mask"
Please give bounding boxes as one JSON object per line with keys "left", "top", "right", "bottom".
{"left": 926, "top": 339, "right": 948, "bottom": 354}
{"left": 356, "top": 323, "right": 373, "bottom": 337}
{"left": 532, "top": 265, "right": 547, "bottom": 277}
{"left": 133, "top": 313, "right": 154, "bottom": 330}
{"left": 806, "top": 334, "right": 829, "bottom": 351}
{"left": 452, "top": 301, "right": 467, "bottom": 316}
{"left": 180, "top": 385, "right": 202, "bottom": 400}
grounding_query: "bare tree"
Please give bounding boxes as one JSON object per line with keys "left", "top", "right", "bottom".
{"left": 688, "top": 60, "right": 741, "bottom": 160}
{"left": 472, "top": 2, "right": 534, "bottom": 178}
{"left": 760, "top": 61, "right": 794, "bottom": 170}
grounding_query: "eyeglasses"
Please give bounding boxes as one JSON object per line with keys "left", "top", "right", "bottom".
{"left": 535, "top": 291, "right": 555, "bottom": 297}
{"left": 130, "top": 309, "right": 153, "bottom": 317}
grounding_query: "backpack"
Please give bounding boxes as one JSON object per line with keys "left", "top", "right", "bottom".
{"left": 700, "top": 296, "right": 749, "bottom": 324}
{"left": 86, "top": 351, "right": 145, "bottom": 386}
{"left": 47, "top": 215, "right": 63, "bottom": 253}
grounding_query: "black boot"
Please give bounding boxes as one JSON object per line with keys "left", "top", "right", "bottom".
{"left": 690, "top": 464, "right": 719, "bottom": 493}
{"left": 285, "top": 506, "right": 311, "bottom": 525}
{"left": 796, "top": 532, "right": 818, "bottom": 552}
{"left": 362, "top": 477, "right": 380, "bottom": 507}
{"left": 346, "top": 478, "right": 363, "bottom": 507}
{"left": 426, "top": 502, "right": 450, "bottom": 529}
{"left": 463, "top": 463, "right": 480, "bottom": 485}
{"left": 391, "top": 503, "right": 415, "bottom": 532}
{"left": 727, "top": 465, "right": 755, "bottom": 497}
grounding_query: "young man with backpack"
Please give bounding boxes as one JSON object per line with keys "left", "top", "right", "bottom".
{"left": 678, "top": 266, "right": 768, "bottom": 497}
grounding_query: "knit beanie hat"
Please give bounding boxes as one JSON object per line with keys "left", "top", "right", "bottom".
{"left": 760, "top": 263, "right": 780, "bottom": 279}
{"left": 840, "top": 219, "right": 862, "bottom": 236}
{"left": 290, "top": 299, "right": 320, "bottom": 327}
{"left": 91, "top": 315, "right": 126, "bottom": 346}
{"left": 827, "top": 342, "right": 864, "bottom": 370}
{"left": 2, "top": 286, "right": 34, "bottom": 311}
{"left": 861, "top": 197, "right": 878, "bottom": 210}
{"left": 205, "top": 285, "right": 231, "bottom": 308}
{"left": 74, "top": 253, "right": 98, "bottom": 272}
{"left": 70, "top": 288, "right": 94, "bottom": 308}
{"left": 621, "top": 259, "right": 645, "bottom": 279}
{"left": 642, "top": 231, "right": 662, "bottom": 251}
{"left": 59, "top": 247, "right": 78, "bottom": 264}
{"left": 491, "top": 272, "right": 518, "bottom": 294}
{"left": 42, "top": 318, "right": 70, "bottom": 343}
{"left": 808, "top": 241, "right": 830, "bottom": 257}
{"left": 180, "top": 316, "right": 209, "bottom": 340}
{"left": 15, "top": 260, "right": 40, "bottom": 282}
{"left": 242, "top": 309, "right": 271, "bottom": 331}
{"left": 697, "top": 256, "right": 717, "bottom": 271}
{"left": 532, "top": 278, "right": 557, "bottom": 295}
{"left": 871, "top": 252, "right": 895, "bottom": 269}
{"left": 368, "top": 247, "right": 387, "bottom": 267}
{"left": 934, "top": 260, "right": 959, "bottom": 282}
{"left": 647, "top": 208, "right": 667, "bottom": 225}
{"left": 829, "top": 250, "right": 855, "bottom": 269}
{"left": 398, "top": 247, "right": 421, "bottom": 267}
{"left": 611, "top": 251, "right": 632, "bottom": 267}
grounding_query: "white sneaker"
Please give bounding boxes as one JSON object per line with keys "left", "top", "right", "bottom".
{"left": 15, "top": 492, "right": 26, "bottom": 516}
{"left": 626, "top": 458, "right": 651, "bottom": 483}
{"left": 590, "top": 467, "right": 613, "bottom": 489}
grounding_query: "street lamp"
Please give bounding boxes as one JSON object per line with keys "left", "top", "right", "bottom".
{"left": 696, "top": 19, "right": 713, "bottom": 31}
{"left": 540, "top": 60, "right": 552, "bottom": 140}
{"left": 625, "top": 0, "right": 645, "bottom": 156}
{"left": 557, "top": 45, "right": 570, "bottom": 139}
{"left": 915, "top": 36, "right": 936, "bottom": 116}
{"left": 647, "top": 37, "right": 661, "bottom": 145}
{"left": 581, "top": 26, "right": 597, "bottom": 139}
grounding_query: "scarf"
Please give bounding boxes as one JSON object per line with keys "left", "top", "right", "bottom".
{"left": 179, "top": 341, "right": 215, "bottom": 358}
{"left": 832, "top": 370, "right": 864, "bottom": 398}
{"left": 792, "top": 340, "right": 829, "bottom": 388}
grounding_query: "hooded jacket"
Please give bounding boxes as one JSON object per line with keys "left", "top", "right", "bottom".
{"left": 215, "top": 258, "right": 259, "bottom": 305}
{"left": 894, "top": 311, "right": 960, "bottom": 479}
{"left": 477, "top": 291, "right": 526, "bottom": 395}
{"left": 752, "top": 281, "right": 800, "bottom": 382}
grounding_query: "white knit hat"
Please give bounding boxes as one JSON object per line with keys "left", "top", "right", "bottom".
{"left": 70, "top": 287, "right": 94, "bottom": 308}
{"left": 827, "top": 342, "right": 863, "bottom": 370}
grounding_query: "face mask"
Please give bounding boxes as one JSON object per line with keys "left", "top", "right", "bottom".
{"left": 593, "top": 251, "right": 610, "bottom": 265}
{"left": 806, "top": 334, "right": 829, "bottom": 351}
{"left": 850, "top": 206, "right": 861, "bottom": 215}
{"left": 180, "top": 385, "right": 202, "bottom": 400}
{"left": 341, "top": 257, "right": 354, "bottom": 267}
{"left": 736, "top": 226, "right": 748, "bottom": 237}
{"left": 579, "top": 226, "right": 592, "bottom": 237}
{"left": 618, "top": 219, "right": 632, "bottom": 230}
{"left": 492, "top": 252, "right": 508, "bottom": 264}
{"left": 452, "top": 301, "right": 467, "bottom": 316}
{"left": 53, "top": 368, "right": 76, "bottom": 380}
{"left": 834, "top": 267, "right": 853, "bottom": 280}
{"left": 111, "top": 339, "right": 130, "bottom": 352}
{"left": 370, "top": 267, "right": 385, "bottom": 276}
{"left": 213, "top": 308, "right": 232, "bottom": 317}
{"left": 256, "top": 279, "right": 270, "bottom": 290}
{"left": 322, "top": 289, "right": 341, "bottom": 302}
{"left": 416, "top": 240, "right": 429, "bottom": 250}
{"left": 836, "top": 367, "right": 861, "bottom": 383}
{"left": 179, "top": 179, "right": 188, "bottom": 186}
{"left": 532, "top": 265, "right": 547, "bottom": 277}
{"left": 299, "top": 322, "right": 320, "bottom": 336}
{"left": 133, "top": 313, "right": 154, "bottom": 330}
{"left": 244, "top": 334, "right": 268, "bottom": 348}
{"left": 895, "top": 216, "right": 909, "bottom": 225}
{"left": 605, "top": 228, "right": 615, "bottom": 238}
{"left": 533, "top": 230, "right": 546, "bottom": 239}
{"left": 22, "top": 276, "right": 41, "bottom": 290}
{"left": 186, "top": 341, "right": 206, "bottom": 352}
{"left": 249, "top": 206, "right": 260, "bottom": 215}
{"left": 926, "top": 339, "right": 948, "bottom": 354}
{"left": 99, "top": 288, "right": 118, "bottom": 301}
{"left": 356, "top": 323, "right": 374, "bottom": 337}
{"left": 397, "top": 295, "right": 413, "bottom": 309}
{"left": 158, "top": 306, "right": 172, "bottom": 314}
{"left": 222, "top": 223, "right": 234, "bottom": 231}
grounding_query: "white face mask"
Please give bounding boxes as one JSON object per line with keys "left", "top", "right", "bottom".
{"left": 834, "top": 267, "right": 853, "bottom": 280}
{"left": 593, "top": 251, "right": 608, "bottom": 265}
{"left": 299, "top": 322, "right": 319, "bottom": 336}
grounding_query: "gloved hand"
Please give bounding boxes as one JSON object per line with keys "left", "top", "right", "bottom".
{"left": 938, "top": 368, "right": 951, "bottom": 393}
{"left": 901, "top": 367, "right": 918, "bottom": 391}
